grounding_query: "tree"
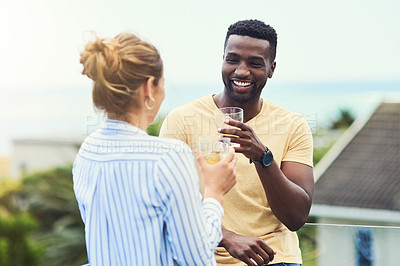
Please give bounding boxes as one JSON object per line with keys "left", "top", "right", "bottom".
{"left": 0, "top": 167, "right": 87, "bottom": 266}
{"left": 0, "top": 213, "right": 43, "bottom": 266}
{"left": 330, "top": 108, "right": 355, "bottom": 129}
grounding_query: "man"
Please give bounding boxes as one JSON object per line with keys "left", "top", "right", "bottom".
{"left": 160, "top": 19, "right": 314, "bottom": 266}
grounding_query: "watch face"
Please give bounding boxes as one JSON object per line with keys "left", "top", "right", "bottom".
{"left": 262, "top": 150, "right": 273, "bottom": 167}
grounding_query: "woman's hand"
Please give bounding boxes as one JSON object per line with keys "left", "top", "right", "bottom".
{"left": 197, "top": 147, "right": 237, "bottom": 204}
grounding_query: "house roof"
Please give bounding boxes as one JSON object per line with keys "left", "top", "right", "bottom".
{"left": 313, "top": 102, "right": 400, "bottom": 211}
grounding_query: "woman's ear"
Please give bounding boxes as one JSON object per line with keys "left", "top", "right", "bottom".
{"left": 143, "top": 76, "right": 156, "bottom": 98}
{"left": 142, "top": 77, "right": 156, "bottom": 110}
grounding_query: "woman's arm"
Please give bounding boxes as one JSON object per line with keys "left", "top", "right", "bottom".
{"left": 156, "top": 147, "right": 236, "bottom": 265}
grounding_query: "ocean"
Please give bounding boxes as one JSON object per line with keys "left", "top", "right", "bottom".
{"left": 1, "top": 80, "right": 399, "bottom": 156}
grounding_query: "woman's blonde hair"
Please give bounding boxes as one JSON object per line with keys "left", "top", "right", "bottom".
{"left": 80, "top": 32, "right": 163, "bottom": 117}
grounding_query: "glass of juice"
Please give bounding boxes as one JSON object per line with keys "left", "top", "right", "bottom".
{"left": 199, "top": 137, "right": 231, "bottom": 165}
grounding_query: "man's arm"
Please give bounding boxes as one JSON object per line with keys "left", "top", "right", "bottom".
{"left": 219, "top": 118, "right": 314, "bottom": 230}
{"left": 217, "top": 118, "right": 313, "bottom": 265}
{"left": 255, "top": 160, "right": 314, "bottom": 230}
{"left": 218, "top": 162, "right": 313, "bottom": 265}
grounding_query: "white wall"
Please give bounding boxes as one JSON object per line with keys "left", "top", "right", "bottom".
{"left": 315, "top": 217, "right": 400, "bottom": 266}
{"left": 374, "top": 226, "right": 400, "bottom": 266}
{"left": 11, "top": 139, "right": 82, "bottom": 178}
{"left": 316, "top": 219, "right": 355, "bottom": 266}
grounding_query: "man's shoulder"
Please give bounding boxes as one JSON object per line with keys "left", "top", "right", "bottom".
{"left": 170, "top": 95, "right": 213, "bottom": 113}
{"left": 263, "top": 99, "right": 305, "bottom": 121}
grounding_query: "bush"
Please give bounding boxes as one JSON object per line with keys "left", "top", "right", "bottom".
{"left": 146, "top": 115, "right": 165, "bottom": 136}
{"left": 0, "top": 213, "right": 44, "bottom": 266}
{"left": 0, "top": 166, "right": 87, "bottom": 266}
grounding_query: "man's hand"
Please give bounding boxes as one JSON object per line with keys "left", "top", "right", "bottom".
{"left": 220, "top": 229, "right": 275, "bottom": 266}
{"left": 218, "top": 118, "right": 265, "bottom": 161}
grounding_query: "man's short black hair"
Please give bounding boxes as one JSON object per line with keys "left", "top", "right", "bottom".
{"left": 224, "top": 19, "right": 278, "bottom": 62}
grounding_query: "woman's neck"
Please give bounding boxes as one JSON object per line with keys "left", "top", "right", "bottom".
{"left": 108, "top": 111, "right": 153, "bottom": 132}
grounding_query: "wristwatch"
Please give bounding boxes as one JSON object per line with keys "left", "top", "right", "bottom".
{"left": 250, "top": 148, "right": 273, "bottom": 168}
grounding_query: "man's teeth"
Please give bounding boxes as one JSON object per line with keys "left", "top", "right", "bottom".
{"left": 233, "top": 81, "right": 251, "bottom": 87}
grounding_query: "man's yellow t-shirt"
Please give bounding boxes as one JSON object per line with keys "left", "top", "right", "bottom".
{"left": 160, "top": 95, "right": 313, "bottom": 265}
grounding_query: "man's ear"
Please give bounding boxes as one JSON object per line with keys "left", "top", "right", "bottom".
{"left": 268, "top": 62, "right": 276, "bottom": 78}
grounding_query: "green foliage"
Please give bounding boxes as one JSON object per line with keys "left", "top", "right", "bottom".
{"left": 146, "top": 115, "right": 165, "bottom": 136}
{"left": 0, "top": 213, "right": 44, "bottom": 266}
{"left": 313, "top": 145, "right": 333, "bottom": 166}
{"left": 0, "top": 166, "right": 87, "bottom": 266}
{"left": 313, "top": 108, "right": 356, "bottom": 166}
{"left": 298, "top": 221, "right": 318, "bottom": 266}
{"left": 330, "top": 108, "right": 355, "bottom": 129}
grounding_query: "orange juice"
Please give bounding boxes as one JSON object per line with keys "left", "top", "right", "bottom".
{"left": 204, "top": 152, "right": 222, "bottom": 165}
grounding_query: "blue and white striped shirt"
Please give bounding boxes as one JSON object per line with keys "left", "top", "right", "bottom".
{"left": 73, "top": 119, "right": 223, "bottom": 266}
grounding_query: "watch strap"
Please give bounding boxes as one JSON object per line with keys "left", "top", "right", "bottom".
{"left": 249, "top": 158, "right": 263, "bottom": 166}
{"left": 249, "top": 147, "right": 272, "bottom": 168}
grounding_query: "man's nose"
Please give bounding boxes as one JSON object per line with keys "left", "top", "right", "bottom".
{"left": 235, "top": 62, "right": 250, "bottom": 77}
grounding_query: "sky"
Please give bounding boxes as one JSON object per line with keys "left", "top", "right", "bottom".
{"left": 0, "top": 0, "right": 399, "bottom": 155}
{"left": 1, "top": 0, "right": 399, "bottom": 90}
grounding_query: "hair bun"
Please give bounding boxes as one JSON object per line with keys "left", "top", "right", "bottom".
{"left": 80, "top": 32, "right": 163, "bottom": 118}
{"left": 80, "top": 37, "right": 121, "bottom": 81}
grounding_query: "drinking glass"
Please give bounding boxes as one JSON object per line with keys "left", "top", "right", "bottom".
{"left": 214, "top": 107, "right": 244, "bottom": 130}
{"left": 199, "top": 137, "right": 231, "bottom": 165}
{"left": 214, "top": 107, "right": 244, "bottom": 141}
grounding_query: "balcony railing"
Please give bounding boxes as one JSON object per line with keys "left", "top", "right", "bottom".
{"left": 298, "top": 222, "right": 400, "bottom": 266}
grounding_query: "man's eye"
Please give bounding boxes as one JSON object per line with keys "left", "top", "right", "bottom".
{"left": 225, "top": 58, "right": 238, "bottom": 63}
{"left": 250, "top": 62, "right": 263, "bottom": 67}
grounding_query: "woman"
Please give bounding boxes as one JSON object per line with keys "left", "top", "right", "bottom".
{"left": 73, "top": 32, "right": 237, "bottom": 265}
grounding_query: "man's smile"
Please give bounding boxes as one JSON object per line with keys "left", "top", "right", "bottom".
{"left": 232, "top": 80, "right": 253, "bottom": 91}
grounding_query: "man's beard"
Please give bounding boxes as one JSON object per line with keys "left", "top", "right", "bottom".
{"left": 225, "top": 84, "right": 261, "bottom": 104}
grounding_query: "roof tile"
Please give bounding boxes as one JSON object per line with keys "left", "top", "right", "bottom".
{"left": 313, "top": 103, "right": 400, "bottom": 211}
